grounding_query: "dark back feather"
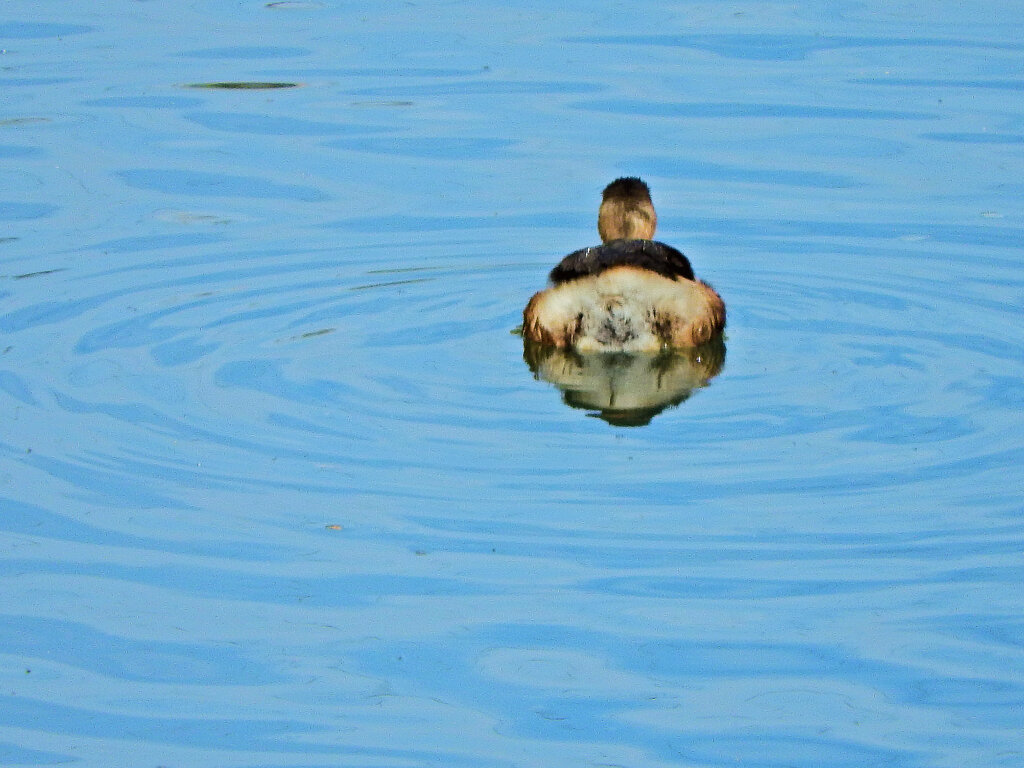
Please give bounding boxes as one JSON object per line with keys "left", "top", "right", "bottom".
{"left": 549, "top": 239, "right": 695, "bottom": 284}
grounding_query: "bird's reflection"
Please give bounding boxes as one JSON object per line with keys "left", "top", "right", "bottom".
{"left": 524, "top": 337, "right": 725, "bottom": 426}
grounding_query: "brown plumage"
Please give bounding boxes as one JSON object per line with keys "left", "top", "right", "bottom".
{"left": 598, "top": 177, "right": 657, "bottom": 242}
{"left": 523, "top": 177, "right": 726, "bottom": 352}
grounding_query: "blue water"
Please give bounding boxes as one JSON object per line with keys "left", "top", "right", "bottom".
{"left": 2, "top": 2, "right": 1023, "bottom": 766}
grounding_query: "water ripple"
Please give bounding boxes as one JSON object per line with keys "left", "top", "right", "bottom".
{"left": 3, "top": 3, "right": 1023, "bottom": 765}
{"left": 0, "top": 22, "right": 92, "bottom": 38}
{"left": 568, "top": 33, "right": 1024, "bottom": 60}
{"left": 116, "top": 170, "right": 329, "bottom": 201}
{"left": 574, "top": 99, "right": 937, "bottom": 120}
{"left": 185, "top": 111, "right": 395, "bottom": 136}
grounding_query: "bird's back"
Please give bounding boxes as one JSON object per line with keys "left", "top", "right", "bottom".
{"left": 549, "top": 239, "right": 695, "bottom": 284}
{"left": 523, "top": 265, "right": 725, "bottom": 352}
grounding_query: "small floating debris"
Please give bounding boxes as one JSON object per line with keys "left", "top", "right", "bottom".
{"left": 350, "top": 100, "right": 414, "bottom": 108}
{"left": 186, "top": 81, "right": 299, "bottom": 90}
{"left": 276, "top": 328, "right": 337, "bottom": 343}
{"left": 155, "top": 209, "right": 232, "bottom": 225}
{"left": 325, "top": 524, "right": 343, "bottom": 530}
{"left": 0, "top": 117, "right": 50, "bottom": 126}
{"left": 12, "top": 268, "right": 66, "bottom": 280}
{"left": 266, "top": 1, "right": 325, "bottom": 7}
{"left": 299, "top": 328, "right": 335, "bottom": 339}
{"left": 351, "top": 276, "right": 435, "bottom": 291}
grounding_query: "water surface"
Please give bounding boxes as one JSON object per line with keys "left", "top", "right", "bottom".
{"left": 1, "top": 2, "right": 1022, "bottom": 766}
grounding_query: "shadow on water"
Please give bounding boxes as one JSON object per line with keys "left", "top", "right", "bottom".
{"left": 523, "top": 337, "right": 726, "bottom": 427}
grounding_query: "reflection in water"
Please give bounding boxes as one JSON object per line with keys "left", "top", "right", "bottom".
{"left": 524, "top": 337, "right": 725, "bottom": 426}
{"left": 184, "top": 81, "right": 300, "bottom": 89}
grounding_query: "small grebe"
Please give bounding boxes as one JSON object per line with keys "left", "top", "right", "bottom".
{"left": 523, "top": 178, "right": 725, "bottom": 351}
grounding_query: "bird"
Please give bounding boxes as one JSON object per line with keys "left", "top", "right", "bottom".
{"left": 523, "top": 177, "right": 725, "bottom": 352}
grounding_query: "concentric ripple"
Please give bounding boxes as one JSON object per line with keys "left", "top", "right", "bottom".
{"left": 3, "top": 214, "right": 1019, "bottom": 526}
{"left": 2, "top": 2, "right": 1023, "bottom": 766}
